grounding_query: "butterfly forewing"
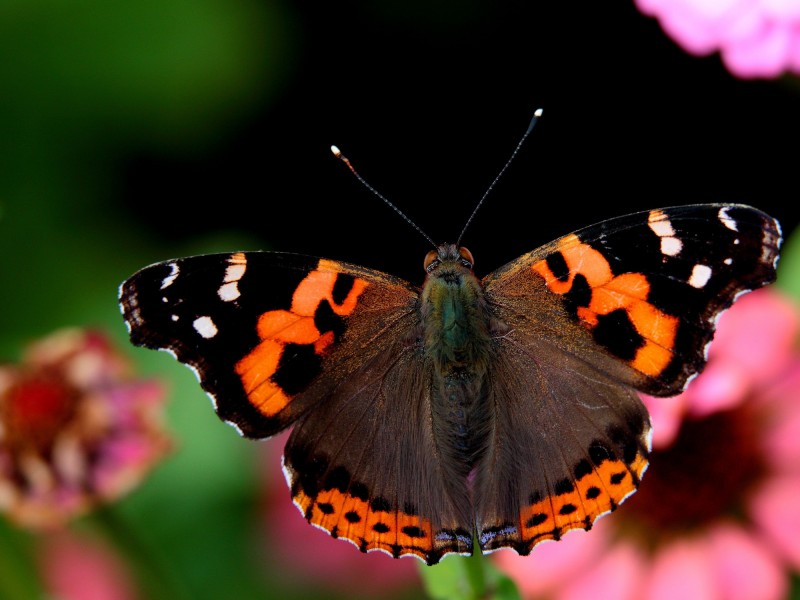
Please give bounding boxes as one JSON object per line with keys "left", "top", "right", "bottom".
{"left": 484, "top": 204, "right": 781, "bottom": 397}
{"left": 120, "top": 252, "right": 418, "bottom": 438}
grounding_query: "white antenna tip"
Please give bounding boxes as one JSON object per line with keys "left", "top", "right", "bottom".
{"left": 330, "top": 145, "right": 341, "bottom": 157}
{"left": 534, "top": 108, "right": 543, "bottom": 117}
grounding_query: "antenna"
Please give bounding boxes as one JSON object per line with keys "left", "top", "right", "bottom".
{"left": 331, "top": 145, "right": 437, "bottom": 248}
{"left": 456, "top": 108, "right": 543, "bottom": 245}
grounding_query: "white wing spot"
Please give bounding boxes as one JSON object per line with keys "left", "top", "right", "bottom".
{"left": 171, "top": 314, "right": 179, "bottom": 321}
{"left": 661, "top": 237, "right": 683, "bottom": 257}
{"left": 689, "top": 264, "right": 712, "bottom": 289}
{"left": 724, "top": 258, "right": 733, "bottom": 265}
{"left": 193, "top": 316, "right": 218, "bottom": 338}
{"left": 161, "top": 262, "right": 179, "bottom": 289}
{"left": 718, "top": 207, "right": 738, "bottom": 231}
{"left": 218, "top": 282, "right": 240, "bottom": 302}
{"left": 225, "top": 262, "right": 246, "bottom": 282}
{"left": 218, "top": 253, "right": 247, "bottom": 302}
{"left": 648, "top": 210, "right": 675, "bottom": 237}
{"left": 649, "top": 210, "right": 682, "bottom": 256}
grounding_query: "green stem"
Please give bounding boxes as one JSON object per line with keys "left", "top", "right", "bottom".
{"left": 419, "top": 545, "right": 491, "bottom": 600}
{"left": 464, "top": 545, "right": 487, "bottom": 597}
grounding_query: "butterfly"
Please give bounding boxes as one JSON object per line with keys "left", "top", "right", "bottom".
{"left": 119, "top": 128, "right": 781, "bottom": 565}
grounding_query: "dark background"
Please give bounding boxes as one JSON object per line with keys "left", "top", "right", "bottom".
{"left": 119, "top": 1, "right": 799, "bottom": 285}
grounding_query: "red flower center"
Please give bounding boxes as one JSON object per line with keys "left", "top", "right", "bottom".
{"left": 2, "top": 374, "right": 79, "bottom": 452}
{"left": 619, "top": 403, "right": 766, "bottom": 539}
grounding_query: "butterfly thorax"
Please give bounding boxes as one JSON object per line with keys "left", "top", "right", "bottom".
{"left": 421, "top": 244, "right": 493, "bottom": 471}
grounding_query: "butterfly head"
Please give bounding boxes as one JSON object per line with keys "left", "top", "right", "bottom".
{"left": 424, "top": 243, "right": 475, "bottom": 277}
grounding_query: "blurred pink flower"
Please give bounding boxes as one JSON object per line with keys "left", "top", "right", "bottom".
{"left": 39, "top": 531, "right": 140, "bottom": 600}
{"left": 635, "top": 0, "right": 800, "bottom": 77}
{"left": 495, "top": 288, "right": 800, "bottom": 600}
{"left": 0, "top": 328, "right": 172, "bottom": 529}
{"left": 259, "top": 432, "right": 420, "bottom": 596}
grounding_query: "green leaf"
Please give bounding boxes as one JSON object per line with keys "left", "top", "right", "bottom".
{"left": 777, "top": 226, "right": 800, "bottom": 303}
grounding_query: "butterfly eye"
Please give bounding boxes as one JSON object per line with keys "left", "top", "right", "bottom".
{"left": 459, "top": 247, "right": 474, "bottom": 268}
{"left": 424, "top": 250, "right": 439, "bottom": 272}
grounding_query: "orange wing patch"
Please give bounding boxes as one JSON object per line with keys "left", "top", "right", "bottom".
{"left": 480, "top": 444, "right": 649, "bottom": 555}
{"left": 291, "top": 487, "right": 443, "bottom": 562}
{"left": 532, "top": 237, "right": 679, "bottom": 378}
{"left": 517, "top": 450, "right": 648, "bottom": 547}
{"left": 235, "top": 266, "right": 368, "bottom": 417}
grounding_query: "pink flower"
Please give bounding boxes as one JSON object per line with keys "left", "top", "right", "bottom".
{"left": 0, "top": 328, "right": 172, "bottom": 529}
{"left": 635, "top": 0, "right": 800, "bottom": 78}
{"left": 494, "top": 288, "right": 800, "bottom": 599}
{"left": 38, "top": 531, "right": 140, "bottom": 600}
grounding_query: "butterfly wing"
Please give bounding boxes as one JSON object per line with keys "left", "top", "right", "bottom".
{"left": 483, "top": 204, "right": 782, "bottom": 396}
{"left": 120, "top": 251, "right": 474, "bottom": 563}
{"left": 475, "top": 203, "right": 781, "bottom": 554}
{"left": 475, "top": 330, "right": 651, "bottom": 554}
{"left": 119, "top": 252, "right": 419, "bottom": 438}
{"left": 282, "top": 338, "right": 474, "bottom": 564}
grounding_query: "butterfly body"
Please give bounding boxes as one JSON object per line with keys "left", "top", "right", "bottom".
{"left": 422, "top": 243, "right": 493, "bottom": 472}
{"left": 120, "top": 203, "right": 781, "bottom": 564}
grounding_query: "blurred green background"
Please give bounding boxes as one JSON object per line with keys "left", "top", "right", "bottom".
{"left": 1, "top": 1, "right": 799, "bottom": 598}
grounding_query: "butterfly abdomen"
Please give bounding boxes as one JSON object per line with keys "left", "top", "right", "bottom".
{"left": 421, "top": 246, "right": 493, "bottom": 473}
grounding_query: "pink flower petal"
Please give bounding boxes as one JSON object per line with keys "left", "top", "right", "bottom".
{"left": 789, "top": 30, "right": 800, "bottom": 67}
{"left": 655, "top": 5, "right": 728, "bottom": 54}
{"left": 760, "top": 390, "right": 800, "bottom": 472}
{"left": 723, "top": 2, "right": 770, "bottom": 44}
{"left": 560, "top": 541, "right": 646, "bottom": 600}
{"left": 643, "top": 537, "right": 717, "bottom": 600}
{"left": 684, "top": 361, "right": 748, "bottom": 417}
{"left": 640, "top": 393, "right": 687, "bottom": 449}
{"left": 635, "top": 0, "right": 800, "bottom": 78}
{"left": 755, "top": 357, "right": 800, "bottom": 412}
{"left": 493, "top": 525, "right": 607, "bottom": 597}
{"left": 683, "top": 290, "right": 799, "bottom": 417}
{"left": 706, "top": 521, "right": 787, "bottom": 600}
{"left": 708, "top": 290, "right": 798, "bottom": 391}
{"left": 39, "top": 532, "right": 139, "bottom": 600}
{"left": 723, "top": 21, "right": 793, "bottom": 77}
{"left": 762, "top": 0, "right": 800, "bottom": 20}
{"left": 636, "top": 0, "right": 749, "bottom": 53}
{"left": 748, "top": 475, "right": 800, "bottom": 570}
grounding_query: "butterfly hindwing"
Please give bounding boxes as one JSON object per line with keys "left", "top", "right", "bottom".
{"left": 474, "top": 327, "right": 651, "bottom": 554}
{"left": 120, "top": 252, "right": 418, "bottom": 438}
{"left": 282, "top": 337, "right": 475, "bottom": 564}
